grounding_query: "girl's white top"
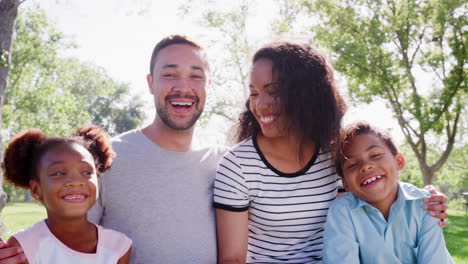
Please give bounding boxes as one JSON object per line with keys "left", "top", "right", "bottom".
{"left": 13, "top": 219, "right": 132, "bottom": 264}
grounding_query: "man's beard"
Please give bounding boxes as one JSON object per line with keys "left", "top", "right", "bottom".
{"left": 156, "top": 95, "right": 203, "bottom": 130}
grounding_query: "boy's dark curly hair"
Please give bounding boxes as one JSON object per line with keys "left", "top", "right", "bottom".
{"left": 335, "top": 121, "right": 399, "bottom": 177}
{"left": 237, "top": 41, "right": 347, "bottom": 157}
{"left": 2, "top": 125, "right": 115, "bottom": 189}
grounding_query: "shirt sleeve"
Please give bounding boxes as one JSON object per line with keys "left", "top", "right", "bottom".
{"left": 323, "top": 201, "right": 360, "bottom": 264}
{"left": 213, "top": 150, "right": 250, "bottom": 211}
{"left": 98, "top": 225, "right": 133, "bottom": 259}
{"left": 416, "top": 209, "right": 454, "bottom": 263}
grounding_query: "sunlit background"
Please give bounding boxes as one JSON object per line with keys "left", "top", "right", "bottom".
{"left": 31, "top": 0, "right": 401, "bottom": 147}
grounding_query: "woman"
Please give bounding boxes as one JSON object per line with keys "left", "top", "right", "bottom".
{"left": 213, "top": 41, "right": 447, "bottom": 263}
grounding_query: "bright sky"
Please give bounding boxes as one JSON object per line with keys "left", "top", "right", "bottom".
{"left": 27, "top": 0, "right": 402, "bottom": 146}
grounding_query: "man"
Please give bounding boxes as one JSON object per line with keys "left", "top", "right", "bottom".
{"left": 0, "top": 35, "right": 226, "bottom": 264}
{"left": 86, "top": 35, "right": 226, "bottom": 263}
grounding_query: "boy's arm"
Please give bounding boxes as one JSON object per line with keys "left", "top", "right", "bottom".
{"left": 323, "top": 203, "right": 359, "bottom": 264}
{"left": 417, "top": 209, "right": 454, "bottom": 263}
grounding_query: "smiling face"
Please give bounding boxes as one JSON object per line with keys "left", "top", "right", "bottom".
{"left": 249, "top": 58, "right": 290, "bottom": 139}
{"left": 341, "top": 133, "right": 405, "bottom": 214}
{"left": 147, "top": 44, "right": 209, "bottom": 131}
{"left": 30, "top": 143, "right": 98, "bottom": 220}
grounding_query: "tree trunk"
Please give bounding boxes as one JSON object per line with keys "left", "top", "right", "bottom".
{"left": 23, "top": 189, "right": 31, "bottom": 202}
{"left": 0, "top": 0, "right": 22, "bottom": 211}
{"left": 418, "top": 161, "right": 434, "bottom": 186}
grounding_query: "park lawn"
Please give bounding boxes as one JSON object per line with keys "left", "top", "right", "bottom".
{"left": 0, "top": 202, "right": 466, "bottom": 262}
{"left": 1, "top": 202, "right": 46, "bottom": 240}
{"left": 443, "top": 209, "right": 468, "bottom": 264}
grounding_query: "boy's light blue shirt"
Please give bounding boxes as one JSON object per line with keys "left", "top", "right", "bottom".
{"left": 323, "top": 182, "right": 453, "bottom": 264}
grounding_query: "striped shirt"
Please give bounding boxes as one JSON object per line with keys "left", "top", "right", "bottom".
{"left": 214, "top": 136, "right": 339, "bottom": 263}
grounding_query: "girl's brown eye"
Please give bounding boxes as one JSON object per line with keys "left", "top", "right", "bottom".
{"left": 50, "top": 171, "right": 65, "bottom": 176}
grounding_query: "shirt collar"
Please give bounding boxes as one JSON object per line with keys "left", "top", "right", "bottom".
{"left": 350, "top": 182, "right": 427, "bottom": 211}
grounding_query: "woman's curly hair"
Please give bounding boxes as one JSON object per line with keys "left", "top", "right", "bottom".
{"left": 237, "top": 41, "right": 347, "bottom": 157}
{"left": 2, "top": 125, "right": 115, "bottom": 189}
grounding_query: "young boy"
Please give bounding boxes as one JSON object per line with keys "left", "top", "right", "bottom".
{"left": 323, "top": 122, "right": 453, "bottom": 264}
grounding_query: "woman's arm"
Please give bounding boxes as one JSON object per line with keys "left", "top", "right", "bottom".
{"left": 0, "top": 237, "right": 27, "bottom": 264}
{"left": 216, "top": 209, "right": 249, "bottom": 264}
{"left": 117, "top": 247, "right": 131, "bottom": 264}
{"left": 423, "top": 185, "right": 448, "bottom": 226}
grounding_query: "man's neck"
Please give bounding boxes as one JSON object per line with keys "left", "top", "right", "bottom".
{"left": 141, "top": 119, "right": 194, "bottom": 152}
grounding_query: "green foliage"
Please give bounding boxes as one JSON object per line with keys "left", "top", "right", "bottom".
{"left": 4, "top": 8, "right": 83, "bottom": 137}
{"left": 271, "top": 0, "right": 311, "bottom": 35}
{"left": 399, "top": 144, "right": 424, "bottom": 187}
{"left": 1, "top": 182, "right": 24, "bottom": 202}
{"left": 179, "top": 0, "right": 255, "bottom": 126}
{"left": 433, "top": 144, "right": 468, "bottom": 206}
{"left": 54, "top": 58, "right": 146, "bottom": 136}
{"left": 401, "top": 141, "right": 468, "bottom": 208}
{"left": 2, "top": 7, "right": 146, "bottom": 198}
{"left": 0, "top": 50, "right": 8, "bottom": 67}
{"left": 3, "top": 7, "right": 145, "bottom": 138}
{"left": 303, "top": 0, "right": 467, "bottom": 184}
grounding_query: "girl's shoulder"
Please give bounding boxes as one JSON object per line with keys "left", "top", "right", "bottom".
{"left": 11, "top": 220, "right": 48, "bottom": 262}
{"left": 95, "top": 224, "right": 132, "bottom": 256}
{"left": 12, "top": 219, "right": 48, "bottom": 241}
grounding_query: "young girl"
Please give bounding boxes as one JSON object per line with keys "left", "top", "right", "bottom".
{"left": 2, "top": 125, "right": 132, "bottom": 264}
{"left": 213, "top": 41, "right": 448, "bottom": 263}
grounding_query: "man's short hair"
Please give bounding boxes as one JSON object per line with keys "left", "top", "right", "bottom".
{"left": 149, "top": 35, "right": 204, "bottom": 76}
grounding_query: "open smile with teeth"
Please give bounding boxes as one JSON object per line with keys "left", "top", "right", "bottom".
{"left": 361, "top": 175, "right": 382, "bottom": 186}
{"left": 170, "top": 101, "right": 194, "bottom": 110}
{"left": 259, "top": 115, "right": 279, "bottom": 124}
{"left": 62, "top": 194, "right": 87, "bottom": 201}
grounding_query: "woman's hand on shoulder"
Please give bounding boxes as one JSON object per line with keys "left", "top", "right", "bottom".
{"left": 423, "top": 185, "right": 449, "bottom": 227}
{"left": 0, "top": 237, "right": 27, "bottom": 264}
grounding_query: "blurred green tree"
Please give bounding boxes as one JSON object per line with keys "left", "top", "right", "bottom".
{"left": 2, "top": 7, "right": 146, "bottom": 200}
{"left": 303, "top": 0, "right": 467, "bottom": 185}
{"left": 0, "top": 0, "right": 25, "bottom": 209}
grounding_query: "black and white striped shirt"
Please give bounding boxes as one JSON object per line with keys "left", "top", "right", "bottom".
{"left": 214, "top": 137, "right": 339, "bottom": 263}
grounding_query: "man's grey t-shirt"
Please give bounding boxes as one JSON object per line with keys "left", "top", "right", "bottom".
{"left": 88, "top": 130, "right": 227, "bottom": 264}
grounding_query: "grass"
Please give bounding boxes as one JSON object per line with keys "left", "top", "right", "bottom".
{"left": 443, "top": 209, "right": 468, "bottom": 263}
{"left": 0, "top": 202, "right": 466, "bottom": 262}
{"left": 0, "top": 202, "right": 46, "bottom": 240}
